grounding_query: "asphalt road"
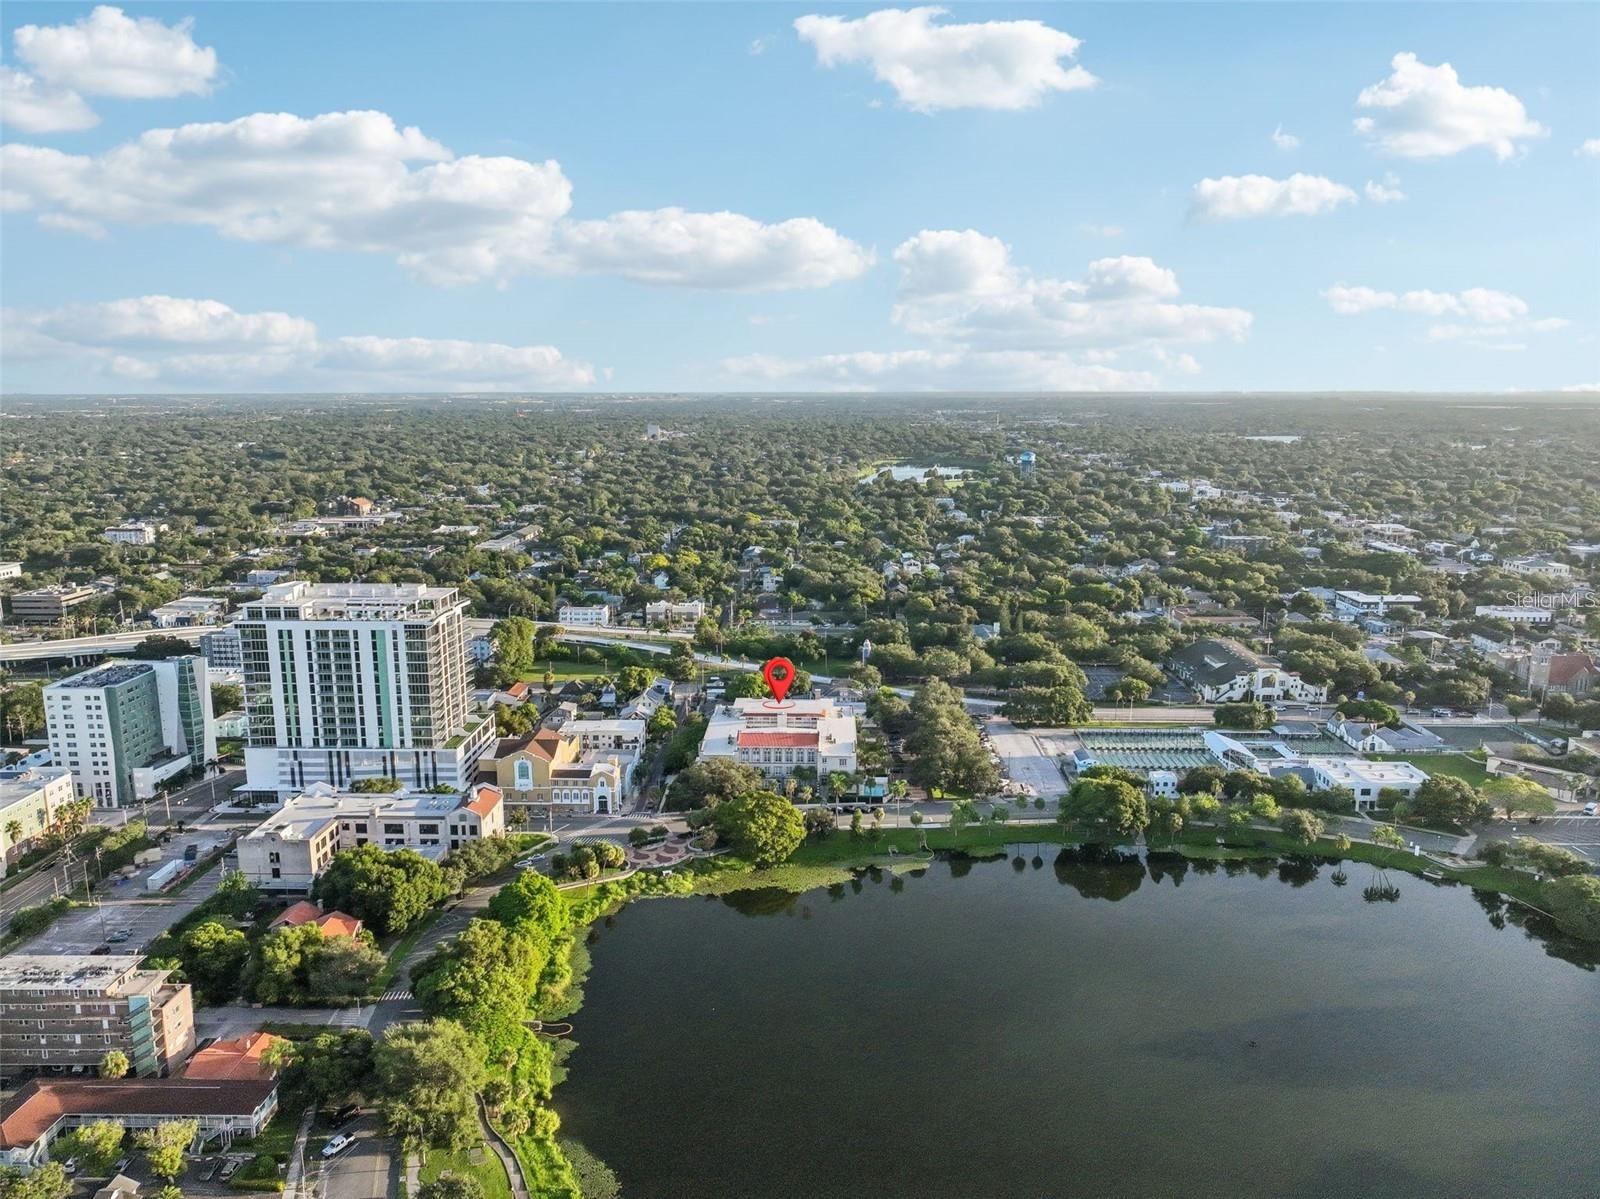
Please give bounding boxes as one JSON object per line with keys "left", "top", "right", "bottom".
{"left": 313, "top": 1116, "right": 395, "bottom": 1199}
{"left": 366, "top": 873, "right": 508, "bottom": 1034}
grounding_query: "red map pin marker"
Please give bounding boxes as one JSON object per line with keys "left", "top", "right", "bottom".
{"left": 762, "top": 656, "right": 796, "bottom": 705}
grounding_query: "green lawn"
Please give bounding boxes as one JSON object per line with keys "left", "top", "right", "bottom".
{"left": 234, "top": 1095, "right": 309, "bottom": 1168}
{"left": 420, "top": 1143, "right": 513, "bottom": 1199}
{"left": 519, "top": 644, "right": 665, "bottom": 686}
{"left": 1370, "top": 753, "right": 1493, "bottom": 787}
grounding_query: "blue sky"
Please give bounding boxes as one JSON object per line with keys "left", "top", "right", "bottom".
{"left": 2, "top": 2, "right": 1596, "bottom": 393}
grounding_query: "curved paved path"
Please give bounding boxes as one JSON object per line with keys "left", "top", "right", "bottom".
{"left": 477, "top": 1097, "right": 530, "bottom": 1199}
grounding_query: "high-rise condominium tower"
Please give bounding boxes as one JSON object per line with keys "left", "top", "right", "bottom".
{"left": 237, "top": 582, "right": 492, "bottom": 797}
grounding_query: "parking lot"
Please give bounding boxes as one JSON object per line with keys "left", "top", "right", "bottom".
{"left": 19, "top": 853, "right": 228, "bottom": 955}
{"left": 1518, "top": 814, "right": 1600, "bottom": 862}
{"left": 1479, "top": 814, "right": 1600, "bottom": 866}
{"left": 987, "top": 719, "right": 1069, "bottom": 799}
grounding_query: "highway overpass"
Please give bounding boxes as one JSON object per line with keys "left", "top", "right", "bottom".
{"left": 0, "top": 626, "right": 210, "bottom": 665}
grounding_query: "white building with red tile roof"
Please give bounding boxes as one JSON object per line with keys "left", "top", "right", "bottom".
{"left": 698, "top": 697, "right": 857, "bottom": 782}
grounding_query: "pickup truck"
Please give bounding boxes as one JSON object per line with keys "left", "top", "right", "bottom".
{"left": 321, "top": 1134, "right": 355, "bottom": 1160}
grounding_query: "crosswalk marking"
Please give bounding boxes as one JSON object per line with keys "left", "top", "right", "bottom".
{"left": 380, "top": 988, "right": 413, "bottom": 1002}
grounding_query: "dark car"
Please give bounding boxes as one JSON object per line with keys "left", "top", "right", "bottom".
{"left": 333, "top": 1103, "right": 363, "bottom": 1126}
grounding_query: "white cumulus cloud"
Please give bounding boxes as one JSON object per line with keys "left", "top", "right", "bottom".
{"left": 891, "top": 231, "right": 1251, "bottom": 350}
{"left": 1363, "top": 174, "right": 1406, "bottom": 203}
{"left": 794, "top": 6, "right": 1096, "bottom": 111}
{"left": 0, "top": 65, "right": 99, "bottom": 133}
{"left": 1270, "top": 124, "right": 1300, "bottom": 151}
{"left": 1354, "top": 52, "right": 1546, "bottom": 160}
{"left": 3, "top": 295, "right": 597, "bottom": 390}
{"left": 1578, "top": 138, "right": 1600, "bottom": 158}
{"left": 1322, "top": 285, "right": 1399, "bottom": 315}
{"left": 1190, "top": 173, "right": 1358, "bottom": 220}
{"left": 27, "top": 295, "right": 317, "bottom": 350}
{"left": 0, "top": 109, "right": 870, "bottom": 290}
{"left": 724, "top": 231, "right": 1248, "bottom": 392}
{"left": 1322, "top": 281, "right": 1565, "bottom": 347}
{"left": 14, "top": 5, "right": 218, "bottom": 98}
{"left": 721, "top": 348, "right": 1157, "bottom": 392}
{"left": 318, "top": 336, "right": 595, "bottom": 389}
{"left": 554, "top": 208, "right": 873, "bottom": 290}
{"left": 2, "top": 6, "right": 219, "bottom": 135}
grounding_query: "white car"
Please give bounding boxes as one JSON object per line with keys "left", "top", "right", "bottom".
{"left": 321, "top": 1134, "right": 355, "bottom": 1159}
{"left": 1584, "top": 803, "right": 1598, "bottom": 817}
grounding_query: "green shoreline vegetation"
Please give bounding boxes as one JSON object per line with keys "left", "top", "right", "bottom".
{"left": 244, "top": 773, "right": 1595, "bottom": 1198}
{"left": 523, "top": 803, "right": 1595, "bottom": 1193}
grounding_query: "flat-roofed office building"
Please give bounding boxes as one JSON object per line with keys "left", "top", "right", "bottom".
{"left": 7, "top": 585, "right": 96, "bottom": 623}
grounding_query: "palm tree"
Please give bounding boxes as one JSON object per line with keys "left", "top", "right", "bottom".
{"left": 889, "top": 778, "right": 909, "bottom": 829}
{"left": 3, "top": 818, "right": 23, "bottom": 857}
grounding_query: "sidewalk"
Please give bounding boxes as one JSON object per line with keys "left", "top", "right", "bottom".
{"left": 282, "top": 1108, "right": 314, "bottom": 1199}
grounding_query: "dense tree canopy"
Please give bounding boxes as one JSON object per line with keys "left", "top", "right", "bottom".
{"left": 374, "top": 1020, "right": 486, "bottom": 1153}
{"left": 313, "top": 844, "right": 455, "bottom": 935}
{"left": 712, "top": 790, "right": 806, "bottom": 867}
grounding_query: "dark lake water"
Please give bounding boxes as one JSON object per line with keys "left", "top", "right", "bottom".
{"left": 557, "top": 847, "right": 1600, "bottom": 1199}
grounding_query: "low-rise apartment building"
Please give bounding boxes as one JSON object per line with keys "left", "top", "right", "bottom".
{"left": 102, "top": 523, "right": 161, "bottom": 546}
{"left": 644, "top": 599, "right": 706, "bottom": 627}
{"left": 150, "top": 595, "right": 229, "bottom": 628}
{"left": 237, "top": 781, "right": 506, "bottom": 890}
{"left": 0, "top": 1078, "right": 278, "bottom": 1170}
{"left": 1332, "top": 591, "right": 1423, "bottom": 618}
{"left": 1505, "top": 557, "right": 1573, "bottom": 580}
{"left": 565, "top": 717, "right": 647, "bottom": 756}
{"left": 0, "top": 956, "right": 196, "bottom": 1084}
{"left": 1474, "top": 605, "right": 1553, "bottom": 625}
{"left": 557, "top": 604, "right": 611, "bottom": 627}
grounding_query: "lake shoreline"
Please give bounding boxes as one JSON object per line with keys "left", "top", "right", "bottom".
{"left": 543, "top": 821, "right": 1595, "bottom": 1195}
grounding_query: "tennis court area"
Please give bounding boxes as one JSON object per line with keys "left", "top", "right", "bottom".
{"left": 1075, "top": 729, "right": 1214, "bottom": 771}
{"left": 1074, "top": 727, "right": 1362, "bottom": 772}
